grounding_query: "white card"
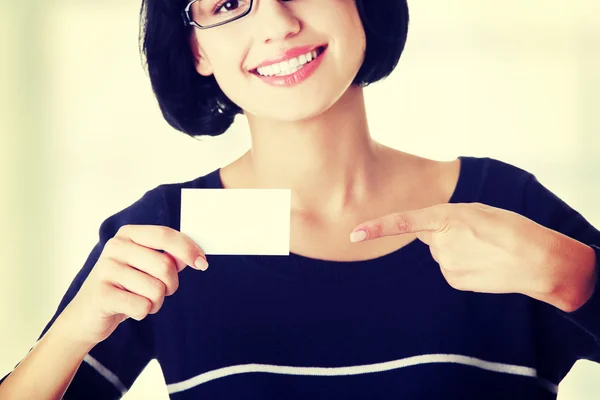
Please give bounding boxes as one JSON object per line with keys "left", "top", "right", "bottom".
{"left": 180, "top": 189, "right": 291, "bottom": 255}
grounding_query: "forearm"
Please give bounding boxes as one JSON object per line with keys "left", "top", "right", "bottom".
{"left": 0, "top": 317, "right": 95, "bottom": 400}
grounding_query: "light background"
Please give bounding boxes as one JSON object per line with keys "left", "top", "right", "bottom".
{"left": 1, "top": 0, "right": 599, "bottom": 398}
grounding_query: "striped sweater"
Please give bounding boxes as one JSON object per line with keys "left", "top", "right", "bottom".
{"left": 2, "top": 156, "right": 600, "bottom": 399}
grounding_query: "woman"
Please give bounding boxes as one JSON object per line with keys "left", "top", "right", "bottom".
{"left": 1, "top": 0, "right": 598, "bottom": 398}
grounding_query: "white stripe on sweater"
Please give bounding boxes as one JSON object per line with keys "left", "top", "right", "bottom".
{"left": 83, "top": 354, "right": 128, "bottom": 395}
{"left": 166, "top": 353, "right": 558, "bottom": 394}
{"left": 29, "top": 339, "right": 129, "bottom": 395}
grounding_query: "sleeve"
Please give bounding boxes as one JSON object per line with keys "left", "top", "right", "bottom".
{"left": 0, "top": 186, "right": 169, "bottom": 399}
{"left": 520, "top": 173, "right": 600, "bottom": 383}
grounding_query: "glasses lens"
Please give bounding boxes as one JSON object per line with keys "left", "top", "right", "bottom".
{"left": 190, "top": 0, "right": 251, "bottom": 27}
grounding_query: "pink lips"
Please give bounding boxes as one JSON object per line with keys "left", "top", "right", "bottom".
{"left": 251, "top": 45, "right": 327, "bottom": 87}
{"left": 249, "top": 44, "right": 327, "bottom": 72}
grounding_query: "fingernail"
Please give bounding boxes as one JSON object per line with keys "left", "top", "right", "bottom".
{"left": 194, "top": 256, "right": 209, "bottom": 271}
{"left": 350, "top": 230, "right": 368, "bottom": 243}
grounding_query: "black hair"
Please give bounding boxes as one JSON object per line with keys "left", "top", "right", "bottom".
{"left": 139, "top": 0, "right": 409, "bottom": 137}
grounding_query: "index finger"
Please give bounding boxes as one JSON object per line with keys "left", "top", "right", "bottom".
{"left": 351, "top": 204, "right": 449, "bottom": 241}
{"left": 115, "top": 224, "right": 207, "bottom": 272}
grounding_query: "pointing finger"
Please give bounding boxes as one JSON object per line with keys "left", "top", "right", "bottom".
{"left": 350, "top": 205, "right": 449, "bottom": 242}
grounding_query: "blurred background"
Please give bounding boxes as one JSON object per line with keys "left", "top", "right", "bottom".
{"left": 1, "top": 0, "right": 599, "bottom": 398}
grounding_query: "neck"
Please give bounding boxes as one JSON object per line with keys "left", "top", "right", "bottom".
{"left": 239, "top": 86, "right": 391, "bottom": 221}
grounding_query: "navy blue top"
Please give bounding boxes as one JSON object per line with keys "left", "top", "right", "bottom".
{"left": 2, "top": 156, "right": 600, "bottom": 399}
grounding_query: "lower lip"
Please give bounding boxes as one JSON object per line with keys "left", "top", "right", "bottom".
{"left": 251, "top": 47, "right": 327, "bottom": 87}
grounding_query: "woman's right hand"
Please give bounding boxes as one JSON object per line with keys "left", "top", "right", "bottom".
{"left": 53, "top": 225, "right": 208, "bottom": 347}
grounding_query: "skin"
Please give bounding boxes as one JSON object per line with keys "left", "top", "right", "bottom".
{"left": 0, "top": 1, "right": 596, "bottom": 398}
{"left": 189, "top": 0, "right": 598, "bottom": 311}
{"left": 188, "top": 0, "right": 464, "bottom": 262}
{"left": 351, "top": 203, "right": 598, "bottom": 312}
{"left": 0, "top": 225, "right": 207, "bottom": 399}
{"left": 189, "top": 0, "right": 389, "bottom": 218}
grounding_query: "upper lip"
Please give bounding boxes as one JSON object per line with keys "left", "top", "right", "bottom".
{"left": 249, "top": 44, "right": 327, "bottom": 72}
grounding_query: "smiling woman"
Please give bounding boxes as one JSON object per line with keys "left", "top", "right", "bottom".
{"left": 143, "top": 0, "right": 407, "bottom": 135}
{"left": 1, "top": 0, "right": 600, "bottom": 399}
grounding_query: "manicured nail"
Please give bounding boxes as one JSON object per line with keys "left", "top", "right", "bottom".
{"left": 350, "top": 230, "right": 368, "bottom": 243}
{"left": 194, "top": 256, "right": 209, "bottom": 271}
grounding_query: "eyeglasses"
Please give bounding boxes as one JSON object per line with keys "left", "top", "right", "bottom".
{"left": 182, "top": 0, "right": 254, "bottom": 30}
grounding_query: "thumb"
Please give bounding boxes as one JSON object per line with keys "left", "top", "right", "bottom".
{"left": 415, "top": 231, "right": 433, "bottom": 245}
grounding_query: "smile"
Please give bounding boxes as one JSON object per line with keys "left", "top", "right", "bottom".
{"left": 254, "top": 46, "right": 326, "bottom": 77}
{"left": 250, "top": 45, "right": 327, "bottom": 87}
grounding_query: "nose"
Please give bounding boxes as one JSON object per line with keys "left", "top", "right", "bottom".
{"left": 252, "top": 0, "right": 301, "bottom": 44}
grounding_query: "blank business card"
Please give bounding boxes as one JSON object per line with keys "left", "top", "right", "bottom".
{"left": 180, "top": 188, "right": 291, "bottom": 255}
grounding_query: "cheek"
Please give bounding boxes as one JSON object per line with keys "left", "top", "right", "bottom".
{"left": 210, "top": 55, "right": 254, "bottom": 109}
{"left": 349, "top": 4, "right": 367, "bottom": 54}
{"left": 197, "top": 31, "right": 246, "bottom": 73}
{"left": 327, "top": 2, "right": 367, "bottom": 63}
{"left": 204, "top": 43, "right": 247, "bottom": 89}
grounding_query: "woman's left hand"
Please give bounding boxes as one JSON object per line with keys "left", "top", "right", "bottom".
{"left": 350, "top": 202, "right": 597, "bottom": 312}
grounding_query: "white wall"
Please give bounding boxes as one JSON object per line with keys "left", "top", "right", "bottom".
{"left": 1, "top": 1, "right": 599, "bottom": 398}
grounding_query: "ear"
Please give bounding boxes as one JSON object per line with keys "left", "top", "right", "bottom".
{"left": 189, "top": 34, "right": 214, "bottom": 76}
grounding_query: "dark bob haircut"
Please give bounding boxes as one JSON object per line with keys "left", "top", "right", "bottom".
{"left": 139, "top": 0, "right": 409, "bottom": 137}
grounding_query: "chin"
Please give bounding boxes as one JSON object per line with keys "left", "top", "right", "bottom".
{"left": 252, "top": 84, "right": 360, "bottom": 122}
{"left": 240, "top": 93, "right": 334, "bottom": 123}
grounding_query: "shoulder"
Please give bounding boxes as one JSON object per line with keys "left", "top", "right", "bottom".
{"left": 456, "top": 156, "right": 594, "bottom": 235}
{"left": 154, "top": 167, "right": 221, "bottom": 202}
{"left": 452, "top": 156, "right": 536, "bottom": 212}
{"left": 99, "top": 168, "right": 221, "bottom": 237}
{"left": 383, "top": 151, "right": 536, "bottom": 212}
{"left": 459, "top": 155, "right": 533, "bottom": 188}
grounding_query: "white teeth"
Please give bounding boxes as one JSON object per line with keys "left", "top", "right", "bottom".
{"left": 277, "top": 60, "right": 287, "bottom": 72}
{"left": 274, "top": 65, "right": 301, "bottom": 76}
{"left": 256, "top": 48, "right": 322, "bottom": 77}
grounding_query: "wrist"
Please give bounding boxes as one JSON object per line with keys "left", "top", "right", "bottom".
{"left": 49, "top": 314, "right": 97, "bottom": 356}
{"left": 564, "top": 243, "right": 598, "bottom": 312}
{"left": 539, "top": 232, "right": 597, "bottom": 312}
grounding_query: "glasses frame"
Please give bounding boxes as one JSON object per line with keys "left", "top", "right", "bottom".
{"left": 182, "top": 0, "right": 254, "bottom": 30}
